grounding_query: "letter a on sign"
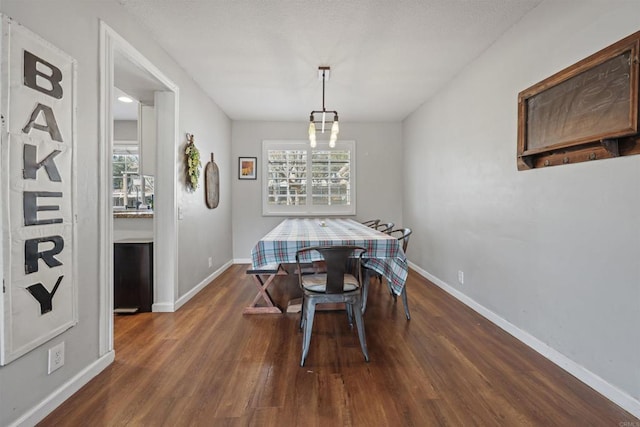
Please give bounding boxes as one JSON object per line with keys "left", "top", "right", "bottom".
{"left": 22, "top": 103, "right": 64, "bottom": 142}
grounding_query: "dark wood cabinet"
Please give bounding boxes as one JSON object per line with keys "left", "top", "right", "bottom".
{"left": 114, "top": 240, "right": 153, "bottom": 313}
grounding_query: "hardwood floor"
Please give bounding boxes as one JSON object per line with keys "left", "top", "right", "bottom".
{"left": 39, "top": 265, "right": 637, "bottom": 426}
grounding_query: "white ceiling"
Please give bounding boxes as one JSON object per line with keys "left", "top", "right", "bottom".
{"left": 118, "top": 0, "right": 542, "bottom": 122}
{"left": 113, "top": 49, "right": 169, "bottom": 120}
{"left": 113, "top": 87, "right": 139, "bottom": 121}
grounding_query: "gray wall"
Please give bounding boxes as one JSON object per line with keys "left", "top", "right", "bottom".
{"left": 114, "top": 120, "right": 137, "bottom": 141}
{"left": 403, "top": 0, "right": 640, "bottom": 403}
{"left": 231, "top": 121, "right": 404, "bottom": 260}
{"left": 176, "top": 78, "right": 232, "bottom": 296}
{"left": 0, "top": 1, "right": 232, "bottom": 425}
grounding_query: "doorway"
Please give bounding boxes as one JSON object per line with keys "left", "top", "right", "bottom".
{"left": 99, "top": 22, "right": 179, "bottom": 356}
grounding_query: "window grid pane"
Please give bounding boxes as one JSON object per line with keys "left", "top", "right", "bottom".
{"left": 311, "top": 150, "right": 350, "bottom": 206}
{"left": 112, "top": 150, "right": 140, "bottom": 208}
{"left": 267, "top": 150, "right": 307, "bottom": 206}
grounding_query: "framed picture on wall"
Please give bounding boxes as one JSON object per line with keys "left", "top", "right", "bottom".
{"left": 238, "top": 157, "right": 257, "bottom": 180}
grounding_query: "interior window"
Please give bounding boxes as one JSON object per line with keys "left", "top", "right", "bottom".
{"left": 113, "top": 145, "right": 154, "bottom": 210}
{"left": 262, "top": 140, "right": 356, "bottom": 216}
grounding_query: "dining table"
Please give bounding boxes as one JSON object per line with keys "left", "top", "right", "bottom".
{"left": 246, "top": 217, "right": 408, "bottom": 313}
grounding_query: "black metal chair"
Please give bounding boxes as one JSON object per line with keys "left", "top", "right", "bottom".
{"left": 387, "top": 228, "right": 412, "bottom": 320}
{"left": 366, "top": 222, "right": 396, "bottom": 291}
{"left": 295, "top": 245, "right": 369, "bottom": 366}
{"left": 362, "top": 227, "right": 412, "bottom": 320}
{"left": 373, "top": 222, "right": 394, "bottom": 233}
{"left": 360, "top": 219, "right": 380, "bottom": 228}
{"left": 387, "top": 228, "right": 412, "bottom": 254}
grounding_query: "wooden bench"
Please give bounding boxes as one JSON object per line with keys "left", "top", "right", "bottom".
{"left": 243, "top": 263, "right": 288, "bottom": 314}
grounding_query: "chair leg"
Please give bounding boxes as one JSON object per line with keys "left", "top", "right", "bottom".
{"left": 300, "top": 298, "right": 316, "bottom": 366}
{"left": 401, "top": 286, "right": 410, "bottom": 320}
{"left": 352, "top": 299, "right": 369, "bottom": 362}
{"left": 361, "top": 270, "right": 371, "bottom": 314}
{"left": 388, "top": 281, "right": 397, "bottom": 301}
{"left": 299, "top": 295, "right": 305, "bottom": 330}
{"left": 346, "top": 303, "right": 354, "bottom": 327}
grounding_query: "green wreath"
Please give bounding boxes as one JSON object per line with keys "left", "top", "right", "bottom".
{"left": 185, "top": 133, "right": 202, "bottom": 191}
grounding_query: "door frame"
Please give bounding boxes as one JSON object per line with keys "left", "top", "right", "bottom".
{"left": 98, "top": 21, "right": 179, "bottom": 355}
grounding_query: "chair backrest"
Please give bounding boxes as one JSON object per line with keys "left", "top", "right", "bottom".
{"left": 374, "top": 222, "right": 394, "bottom": 233}
{"left": 388, "top": 228, "right": 412, "bottom": 252}
{"left": 296, "top": 245, "right": 366, "bottom": 294}
{"left": 360, "top": 219, "right": 380, "bottom": 228}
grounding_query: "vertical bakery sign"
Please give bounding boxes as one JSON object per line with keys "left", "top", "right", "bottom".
{"left": 0, "top": 15, "right": 77, "bottom": 365}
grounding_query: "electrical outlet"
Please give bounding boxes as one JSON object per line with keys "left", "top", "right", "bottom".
{"left": 458, "top": 270, "right": 464, "bottom": 285}
{"left": 208, "top": 257, "right": 213, "bottom": 268}
{"left": 48, "top": 342, "right": 65, "bottom": 374}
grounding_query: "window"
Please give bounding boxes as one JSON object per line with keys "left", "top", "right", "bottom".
{"left": 113, "top": 144, "right": 139, "bottom": 209}
{"left": 113, "top": 144, "right": 154, "bottom": 210}
{"left": 262, "top": 140, "right": 356, "bottom": 216}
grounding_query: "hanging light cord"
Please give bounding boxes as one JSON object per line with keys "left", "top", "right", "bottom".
{"left": 309, "top": 66, "right": 339, "bottom": 147}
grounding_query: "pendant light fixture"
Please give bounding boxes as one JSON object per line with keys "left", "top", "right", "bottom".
{"left": 308, "top": 66, "right": 339, "bottom": 148}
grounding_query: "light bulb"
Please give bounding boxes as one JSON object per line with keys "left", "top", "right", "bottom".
{"left": 310, "top": 133, "right": 317, "bottom": 148}
{"left": 308, "top": 121, "right": 316, "bottom": 136}
{"left": 329, "top": 133, "right": 336, "bottom": 148}
{"left": 331, "top": 119, "right": 339, "bottom": 135}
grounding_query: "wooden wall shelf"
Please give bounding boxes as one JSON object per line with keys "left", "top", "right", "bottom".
{"left": 517, "top": 31, "right": 640, "bottom": 170}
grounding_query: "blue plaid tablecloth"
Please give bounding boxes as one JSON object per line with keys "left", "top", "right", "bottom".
{"left": 251, "top": 218, "right": 408, "bottom": 294}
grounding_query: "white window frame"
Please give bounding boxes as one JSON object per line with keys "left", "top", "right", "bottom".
{"left": 112, "top": 141, "right": 139, "bottom": 210}
{"left": 261, "top": 139, "right": 356, "bottom": 216}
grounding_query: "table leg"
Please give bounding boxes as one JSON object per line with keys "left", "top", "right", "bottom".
{"left": 243, "top": 269, "right": 287, "bottom": 314}
{"left": 286, "top": 297, "right": 302, "bottom": 313}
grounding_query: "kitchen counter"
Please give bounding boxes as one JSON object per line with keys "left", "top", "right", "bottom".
{"left": 113, "top": 210, "right": 153, "bottom": 219}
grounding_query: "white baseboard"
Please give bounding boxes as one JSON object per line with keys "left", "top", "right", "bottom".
{"left": 152, "top": 302, "right": 175, "bottom": 312}
{"left": 408, "top": 261, "right": 640, "bottom": 419}
{"left": 11, "top": 351, "right": 115, "bottom": 427}
{"left": 234, "top": 258, "right": 252, "bottom": 264}
{"left": 174, "top": 260, "right": 234, "bottom": 311}
{"left": 13, "top": 261, "right": 234, "bottom": 425}
{"left": 151, "top": 260, "right": 234, "bottom": 312}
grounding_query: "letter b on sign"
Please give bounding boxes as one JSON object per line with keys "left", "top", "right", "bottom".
{"left": 23, "top": 50, "right": 63, "bottom": 99}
